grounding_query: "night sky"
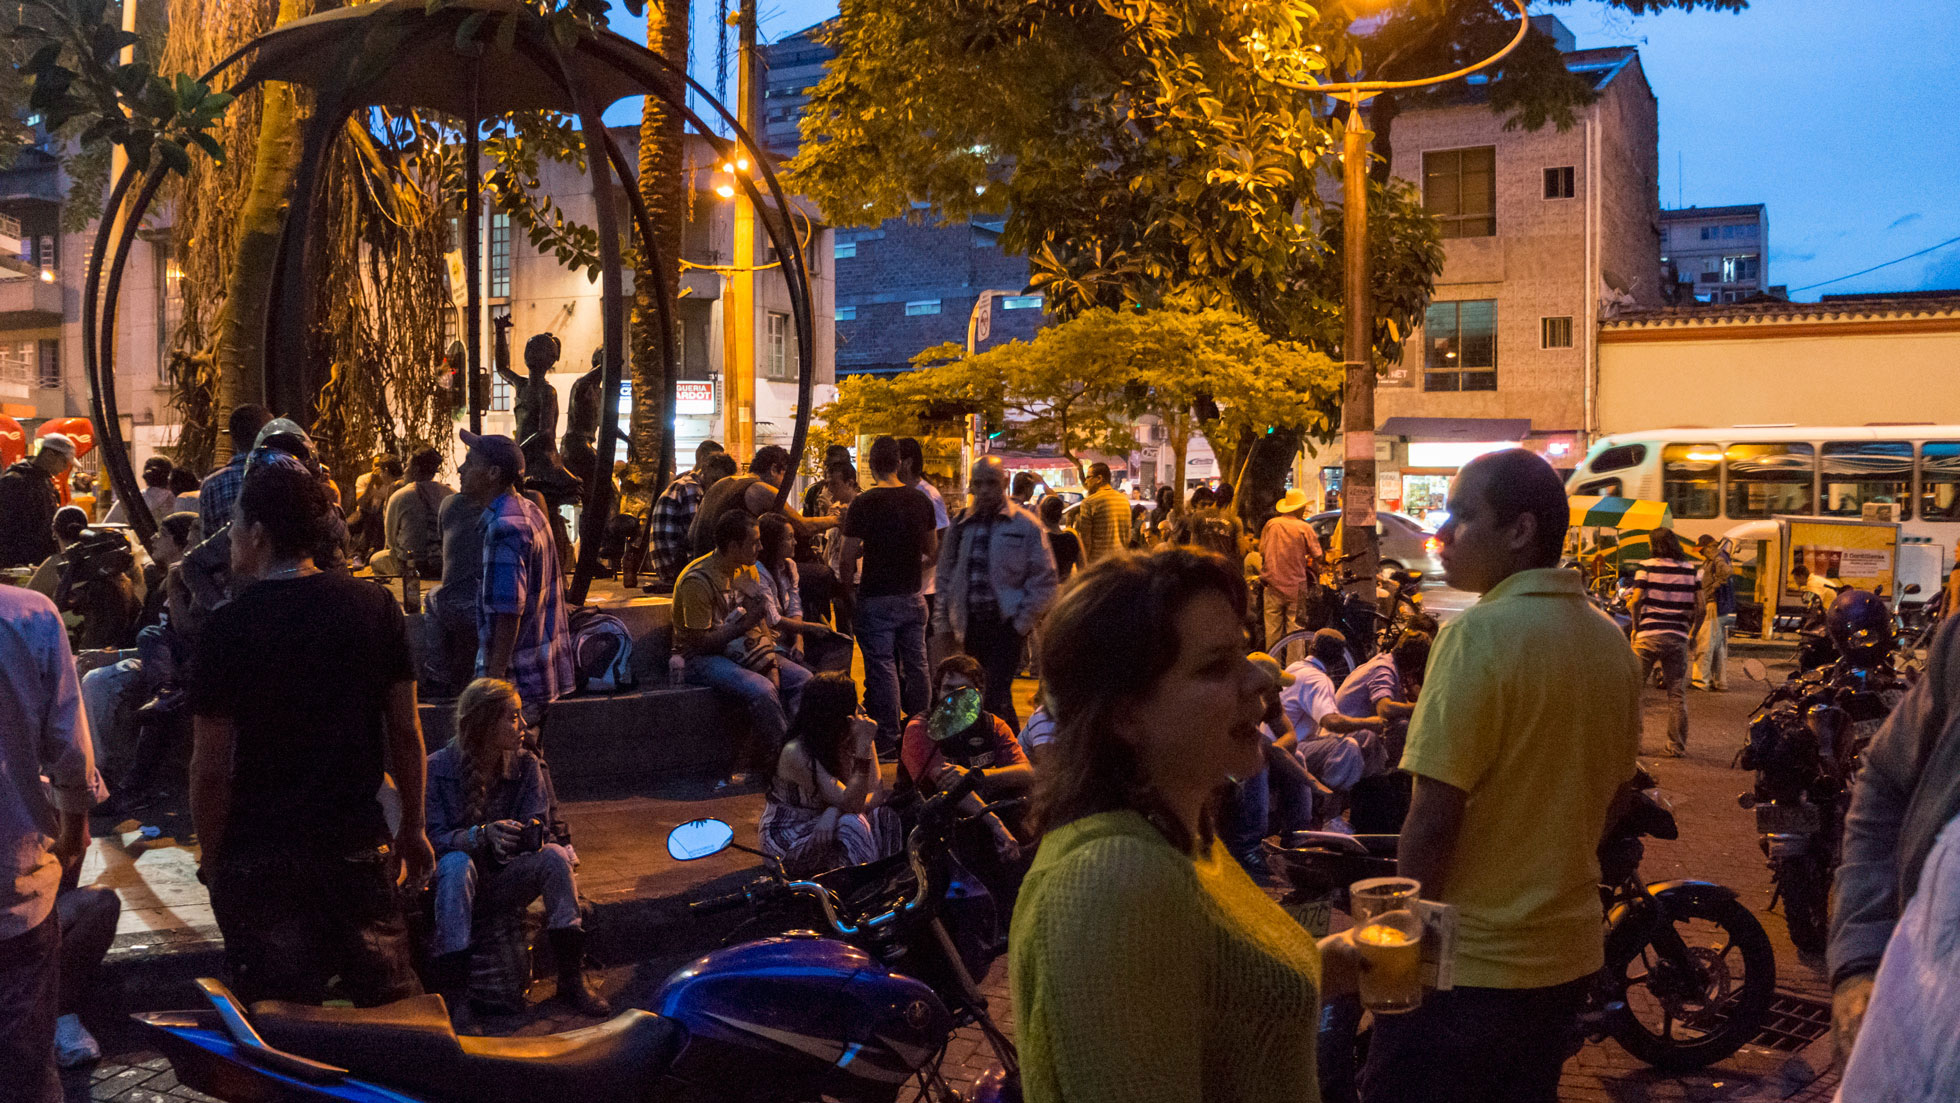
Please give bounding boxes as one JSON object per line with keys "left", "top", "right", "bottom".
{"left": 603, "top": 0, "right": 1960, "bottom": 303}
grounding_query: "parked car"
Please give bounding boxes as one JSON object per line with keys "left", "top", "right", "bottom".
{"left": 1307, "top": 510, "right": 1444, "bottom": 576}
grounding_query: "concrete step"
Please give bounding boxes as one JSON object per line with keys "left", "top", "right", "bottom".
{"left": 418, "top": 684, "right": 742, "bottom": 792}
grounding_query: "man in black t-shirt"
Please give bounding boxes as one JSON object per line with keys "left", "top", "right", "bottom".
{"left": 838, "top": 435, "right": 938, "bottom": 749}
{"left": 191, "top": 465, "right": 434, "bottom": 1006}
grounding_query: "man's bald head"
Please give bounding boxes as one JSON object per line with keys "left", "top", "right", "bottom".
{"left": 970, "top": 455, "right": 1007, "bottom": 513}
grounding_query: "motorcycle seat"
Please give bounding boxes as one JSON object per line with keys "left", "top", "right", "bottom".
{"left": 253, "top": 995, "right": 681, "bottom": 1103}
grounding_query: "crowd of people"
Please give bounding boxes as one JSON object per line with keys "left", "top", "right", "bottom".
{"left": 13, "top": 422, "right": 1960, "bottom": 1102}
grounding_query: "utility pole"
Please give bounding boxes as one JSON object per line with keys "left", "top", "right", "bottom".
{"left": 720, "top": 0, "right": 758, "bottom": 461}
{"left": 1338, "top": 101, "right": 1378, "bottom": 589}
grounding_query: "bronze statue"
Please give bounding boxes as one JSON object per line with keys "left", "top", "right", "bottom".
{"left": 562, "top": 345, "right": 606, "bottom": 488}
{"left": 497, "top": 328, "right": 582, "bottom": 506}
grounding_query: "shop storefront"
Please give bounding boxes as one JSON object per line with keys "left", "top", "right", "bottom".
{"left": 1364, "top": 418, "right": 1581, "bottom": 525}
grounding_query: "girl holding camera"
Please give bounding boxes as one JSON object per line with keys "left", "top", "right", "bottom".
{"left": 425, "top": 678, "right": 608, "bottom": 1019}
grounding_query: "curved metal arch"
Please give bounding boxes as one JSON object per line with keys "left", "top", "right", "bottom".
{"left": 84, "top": 12, "right": 817, "bottom": 592}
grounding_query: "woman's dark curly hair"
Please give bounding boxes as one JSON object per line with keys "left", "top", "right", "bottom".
{"left": 1029, "top": 546, "right": 1247, "bottom": 853}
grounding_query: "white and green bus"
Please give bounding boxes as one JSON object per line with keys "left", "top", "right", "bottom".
{"left": 1566, "top": 425, "right": 1960, "bottom": 547}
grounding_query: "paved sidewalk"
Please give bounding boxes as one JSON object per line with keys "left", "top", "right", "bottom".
{"left": 73, "top": 668, "right": 1845, "bottom": 1102}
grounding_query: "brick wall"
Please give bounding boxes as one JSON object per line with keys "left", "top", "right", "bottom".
{"left": 833, "top": 217, "right": 1041, "bottom": 374}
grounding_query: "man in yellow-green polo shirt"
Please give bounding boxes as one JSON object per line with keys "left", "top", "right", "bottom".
{"left": 1362, "top": 449, "right": 1641, "bottom": 1103}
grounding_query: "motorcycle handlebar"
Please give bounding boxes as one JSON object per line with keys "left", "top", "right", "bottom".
{"left": 689, "top": 882, "right": 776, "bottom": 915}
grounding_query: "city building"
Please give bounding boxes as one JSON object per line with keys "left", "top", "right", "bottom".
{"left": 0, "top": 122, "right": 182, "bottom": 468}
{"left": 1660, "top": 204, "right": 1772, "bottom": 303}
{"left": 1352, "top": 16, "right": 1664, "bottom": 521}
{"left": 1596, "top": 292, "right": 1960, "bottom": 435}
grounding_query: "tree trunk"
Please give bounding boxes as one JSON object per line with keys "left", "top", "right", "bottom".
{"left": 1239, "top": 427, "right": 1303, "bottom": 530}
{"left": 1167, "top": 412, "right": 1189, "bottom": 498}
{"left": 631, "top": 0, "right": 689, "bottom": 504}
{"left": 211, "top": 0, "right": 305, "bottom": 453}
{"left": 1368, "top": 90, "right": 1401, "bottom": 186}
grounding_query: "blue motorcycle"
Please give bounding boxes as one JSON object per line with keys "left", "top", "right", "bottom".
{"left": 133, "top": 769, "right": 1018, "bottom": 1103}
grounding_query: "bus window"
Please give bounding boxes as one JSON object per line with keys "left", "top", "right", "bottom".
{"left": 1590, "top": 444, "right": 1647, "bottom": 473}
{"left": 1661, "top": 444, "right": 1721, "bottom": 518}
{"left": 1725, "top": 442, "right": 1814, "bottom": 518}
{"left": 1922, "top": 442, "right": 1960, "bottom": 520}
{"left": 1822, "top": 441, "right": 1912, "bottom": 518}
{"left": 1575, "top": 477, "right": 1622, "bottom": 498}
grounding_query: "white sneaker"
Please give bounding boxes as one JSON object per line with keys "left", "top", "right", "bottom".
{"left": 54, "top": 1013, "right": 100, "bottom": 1068}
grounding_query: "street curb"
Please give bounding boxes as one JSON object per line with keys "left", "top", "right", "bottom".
{"left": 102, "top": 866, "right": 756, "bottom": 1012}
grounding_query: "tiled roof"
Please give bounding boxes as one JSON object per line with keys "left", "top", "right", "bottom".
{"left": 1661, "top": 204, "right": 1766, "bottom": 221}
{"left": 1604, "top": 294, "right": 1960, "bottom": 329}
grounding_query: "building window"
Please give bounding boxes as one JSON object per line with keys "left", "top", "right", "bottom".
{"left": 905, "top": 299, "right": 942, "bottom": 316}
{"left": 1822, "top": 440, "right": 1912, "bottom": 519}
{"left": 835, "top": 305, "right": 856, "bottom": 321}
{"left": 1661, "top": 444, "right": 1721, "bottom": 519}
{"left": 1422, "top": 147, "right": 1496, "bottom": 238}
{"left": 489, "top": 307, "right": 513, "bottom": 410}
{"left": 765, "top": 311, "right": 796, "bottom": 381}
{"left": 157, "top": 242, "right": 183, "bottom": 382}
{"left": 1541, "top": 316, "right": 1574, "bottom": 349}
{"left": 36, "top": 339, "right": 58, "bottom": 390}
{"left": 1543, "top": 166, "right": 1575, "bottom": 199}
{"left": 1700, "top": 227, "right": 1714, "bottom": 240}
{"left": 1726, "top": 442, "right": 1814, "bottom": 518}
{"left": 1722, "top": 254, "right": 1760, "bottom": 282}
{"left": 1001, "top": 295, "right": 1042, "bottom": 310}
{"left": 1922, "top": 442, "right": 1960, "bottom": 520}
{"left": 1422, "top": 300, "right": 1496, "bottom": 391}
{"left": 488, "top": 212, "right": 511, "bottom": 298}
{"left": 834, "top": 240, "right": 856, "bottom": 259}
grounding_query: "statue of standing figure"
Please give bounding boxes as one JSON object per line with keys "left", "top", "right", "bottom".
{"left": 498, "top": 331, "right": 583, "bottom": 507}
{"left": 562, "top": 346, "right": 606, "bottom": 489}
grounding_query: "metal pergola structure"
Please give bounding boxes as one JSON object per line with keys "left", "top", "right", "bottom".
{"left": 85, "top": 0, "right": 816, "bottom": 603}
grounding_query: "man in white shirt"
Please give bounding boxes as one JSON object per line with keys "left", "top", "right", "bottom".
{"left": 1, "top": 585, "right": 102, "bottom": 1103}
{"left": 1281, "top": 628, "right": 1383, "bottom": 825}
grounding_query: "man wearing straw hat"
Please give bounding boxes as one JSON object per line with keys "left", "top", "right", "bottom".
{"left": 1258, "top": 487, "right": 1324, "bottom": 663}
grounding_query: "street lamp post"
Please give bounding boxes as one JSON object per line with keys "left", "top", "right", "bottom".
{"left": 1276, "top": 0, "right": 1529, "bottom": 598}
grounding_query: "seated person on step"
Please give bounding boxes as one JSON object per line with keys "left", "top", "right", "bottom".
{"left": 761, "top": 671, "right": 900, "bottom": 877}
{"left": 424, "top": 678, "right": 608, "bottom": 1020}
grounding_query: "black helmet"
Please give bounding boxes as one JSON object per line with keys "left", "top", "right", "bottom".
{"left": 1826, "top": 588, "right": 1892, "bottom": 664}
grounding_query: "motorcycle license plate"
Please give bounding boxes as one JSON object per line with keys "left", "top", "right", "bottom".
{"left": 1756, "top": 803, "right": 1819, "bottom": 835}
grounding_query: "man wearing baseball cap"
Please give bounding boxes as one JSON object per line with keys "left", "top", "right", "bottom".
{"left": 456, "top": 431, "right": 573, "bottom": 819}
{"left": 0, "top": 434, "right": 75, "bottom": 569}
{"left": 1258, "top": 487, "right": 1323, "bottom": 664}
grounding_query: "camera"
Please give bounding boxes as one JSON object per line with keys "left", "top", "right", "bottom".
{"left": 516, "top": 817, "right": 548, "bottom": 855}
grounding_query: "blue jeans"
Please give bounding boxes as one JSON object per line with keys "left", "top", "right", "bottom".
{"left": 81, "top": 656, "right": 144, "bottom": 772}
{"left": 685, "top": 652, "right": 812, "bottom": 759}
{"left": 1220, "top": 751, "right": 1317, "bottom": 875}
{"left": 857, "top": 593, "right": 928, "bottom": 744}
{"left": 431, "top": 846, "right": 582, "bottom": 957}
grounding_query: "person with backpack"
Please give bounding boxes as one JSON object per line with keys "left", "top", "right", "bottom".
{"left": 385, "top": 446, "right": 453, "bottom": 578}
{"left": 0, "top": 433, "right": 73, "bottom": 570}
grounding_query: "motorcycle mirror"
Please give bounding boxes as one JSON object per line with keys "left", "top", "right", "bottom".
{"left": 1741, "top": 658, "right": 1770, "bottom": 683}
{"left": 667, "top": 818, "right": 735, "bottom": 861}
{"left": 1905, "top": 583, "right": 1923, "bottom": 596}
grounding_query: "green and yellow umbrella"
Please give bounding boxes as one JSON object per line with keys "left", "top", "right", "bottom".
{"left": 1569, "top": 495, "right": 1674, "bottom": 531}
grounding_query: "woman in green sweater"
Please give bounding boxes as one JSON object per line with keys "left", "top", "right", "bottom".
{"left": 1011, "top": 547, "right": 1360, "bottom": 1103}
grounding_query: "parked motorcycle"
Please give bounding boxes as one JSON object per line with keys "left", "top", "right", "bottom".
{"left": 1736, "top": 610, "right": 1907, "bottom": 955}
{"left": 132, "top": 769, "right": 1016, "bottom": 1103}
{"left": 1267, "top": 766, "right": 1775, "bottom": 1101}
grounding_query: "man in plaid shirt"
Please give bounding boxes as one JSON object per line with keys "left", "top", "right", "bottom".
{"left": 651, "top": 440, "right": 731, "bottom": 584}
{"left": 459, "top": 431, "right": 573, "bottom": 715}
{"left": 197, "top": 403, "right": 272, "bottom": 537}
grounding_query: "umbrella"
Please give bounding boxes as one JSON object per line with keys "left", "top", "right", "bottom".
{"left": 1569, "top": 495, "right": 1672, "bottom": 531}
{"left": 238, "top": 0, "right": 656, "bottom": 115}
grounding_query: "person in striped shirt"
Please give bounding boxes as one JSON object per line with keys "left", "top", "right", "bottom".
{"left": 1628, "top": 527, "right": 1700, "bottom": 756}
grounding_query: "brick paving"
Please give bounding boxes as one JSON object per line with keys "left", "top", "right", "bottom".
{"left": 72, "top": 653, "right": 1846, "bottom": 1101}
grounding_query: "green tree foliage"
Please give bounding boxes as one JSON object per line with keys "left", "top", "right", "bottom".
{"left": 814, "top": 307, "right": 1339, "bottom": 489}
{"left": 786, "top": 0, "right": 1385, "bottom": 350}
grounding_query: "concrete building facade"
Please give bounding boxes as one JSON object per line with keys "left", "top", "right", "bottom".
{"left": 1357, "top": 24, "right": 1664, "bottom": 520}
{"left": 1596, "top": 293, "right": 1960, "bottom": 435}
{"left": 1660, "top": 203, "right": 1772, "bottom": 303}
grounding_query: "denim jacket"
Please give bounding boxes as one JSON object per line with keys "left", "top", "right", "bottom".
{"left": 932, "top": 500, "right": 1059, "bottom": 638}
{"left": 1831, "top": 614, "right": 1960, "bottom": 984}
{"left": 425, "top": 744, "right": 549, "bottom": 857}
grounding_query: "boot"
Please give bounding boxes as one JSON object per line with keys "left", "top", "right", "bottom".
{"left": 548, "top": 927, "right": 611, "bottom": 1017}
{"left": 428, "top": 950, "right": 475, "bottom": 1028}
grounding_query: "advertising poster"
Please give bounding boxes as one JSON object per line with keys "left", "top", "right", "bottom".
{"left": 1784, "top": 517, "right": 1899, "bottom": 599}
